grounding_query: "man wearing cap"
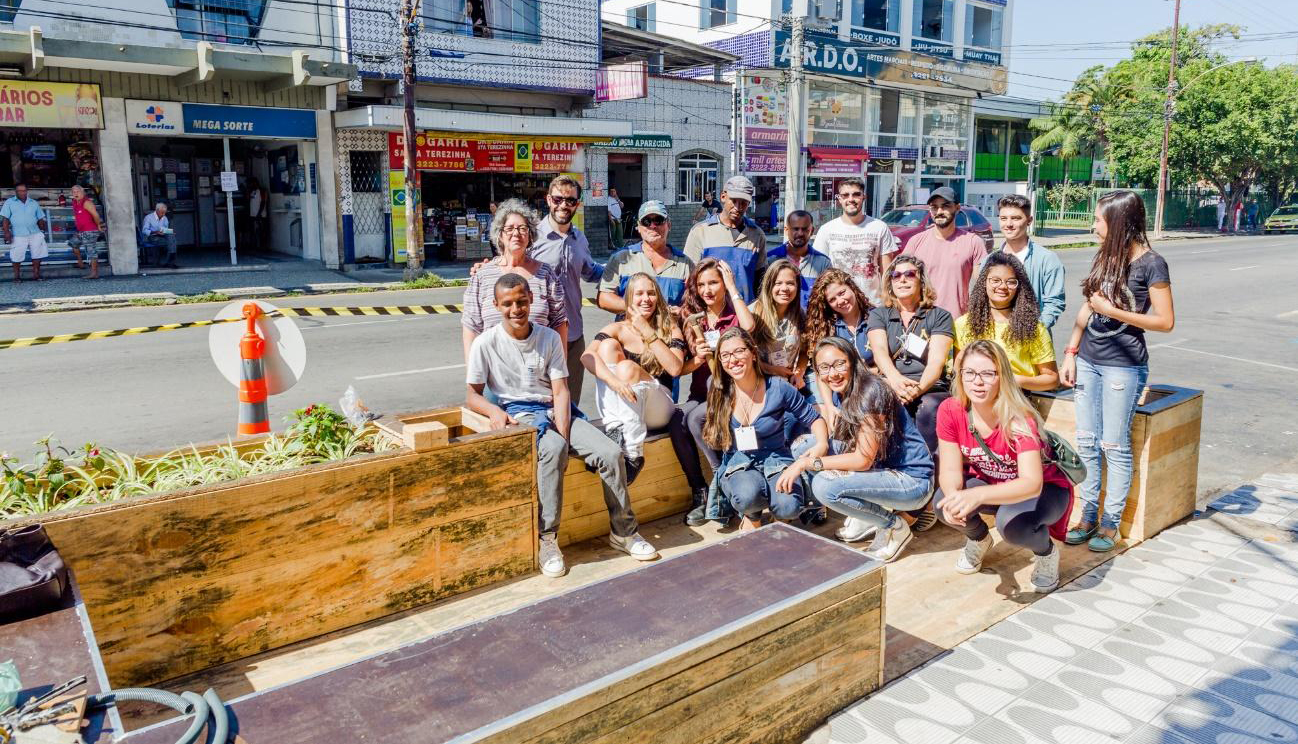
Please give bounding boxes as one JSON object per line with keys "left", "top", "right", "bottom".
{"left": 901, "top": 186, "right": 987, "bottom": 317}
{"left": 767, "top": 210, "right": 830, "bottom": 308}
{"left": 813, "top": 176, "right": 898, "bottom": 307}
{"left": 684, "top": 175, "right": 766, "bottom": 303}
{"left": 598, "top": 200, "right": 694, "bottom": 313}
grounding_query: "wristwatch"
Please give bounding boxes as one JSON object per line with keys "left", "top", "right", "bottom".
{"left": 812, "top": 457, "right": 824, "bottom": 472}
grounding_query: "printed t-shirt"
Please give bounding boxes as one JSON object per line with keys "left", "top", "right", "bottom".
{"left": 812, "top": 215, "right": 899, "bottom": 307}
{"left": 755, "top": 314, "right": 801, "bottom": 370}
{"left": 1079, "top": 250, "right": 1171, "bottom": 367}
{"left": 953, "top": 315, "right": 1054, "bottom": 377}
{"left": 598, "top": 242, "right": 694, "bottom": 307}
{"left": 466, "top": 323, "right": 568, "bottom": 406}
{"left": 728, "top": 376, "right": 821, "bottom": 453}
{"left": 901, "top": 227, "right": 988, "bottom": 317}
{"left": 867, "top": 305, "right": 954, "bottom": 387}
{"left": 767, "top": 243, "right": 832, "bottom": 308}
{"left": 936, "top": 397, "right": 1070, "bottom": 489}
{"left": 462, "top": 262, "right": 567, "bottom": 335}
{"left": 684, "top": 214, "right": 767, "bottom": 303}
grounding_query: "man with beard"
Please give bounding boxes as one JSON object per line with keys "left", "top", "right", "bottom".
{"left": 766, "top": 210, "right": 830, "bottom": 309}
{"left": 684, "top": 175, "right": 766, "bottom": 303}
{"left": 530, "top": 174, "right": 604, "bottom": 400}
{"left": 813, "top": 176, "right": 899, "bottom": 307}
{"left": 902, "top": 186, "right": 987, "bottom": 317}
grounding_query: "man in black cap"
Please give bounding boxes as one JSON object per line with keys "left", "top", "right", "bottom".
{"left": 901, "top": 186, "right": 987, "bottom": 317}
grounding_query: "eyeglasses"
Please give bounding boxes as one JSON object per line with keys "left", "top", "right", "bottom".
{"left": 548, "top": 194, "right": 579, "bottom": 206}
{"left": 501, "top": 225, "right": 531, "bottom": 234}
{"left": 718, "top": 348, "right": 751, "bottom": 363}
{"left": 987, "top": 278, "right": 1020, "bottom": 289}
{"left": 640, "top": 216, "right": 666, "bottom": 227}
{"left": 960, "top": 369, "right": 999, "bottom": 384}
{"left": 815, "top": 359, "right": 850, "bottom": 375}
{"left": 890, "top": 269, "right": 919, "bottom": 280}
{"left": 838, "top": 191, "right": 864, "bottom": 199}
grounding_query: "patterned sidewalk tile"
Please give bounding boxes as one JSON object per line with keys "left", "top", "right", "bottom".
{"left": 1256, "top": 472, "right": 1298, "bottom": 491}
{"left": 1121, "top": 723, "right": 1194, "bottom": 744}
{"left": 996, "top": 678, "right": 1144, "bottom": 742}
{"left": 1151, "top": 689, "right": 1298, "bottom": 743}
{"left": 826, "top": 686, "right": 965, "bottom": 744}
{"left": 1097, "top": 623, "right": 1222, "bottom": 689}
{"left": 1233, "top": 638, "right": 1298, "bottom": 678}
{"left": 903, "top": 645, "right": 1030, "bottom": 714}
{"left": 956, "top": 716, "right": 1054, "bottom": 744}
{"left": 963, "top": 617, "right": 1085, "bottom": 681}
{"left": 1049, "top": 650, "right": 1187, "bottom": 721}
{"left": 1194, "top": 668, "right": 1298, "bottom": 724}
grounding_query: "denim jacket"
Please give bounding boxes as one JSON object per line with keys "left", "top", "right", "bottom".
{"left": 503, "top": 400, "right": 586, "bottom": 441}
{"left": 705, "top": 447, "right": 810, "bottom": 521}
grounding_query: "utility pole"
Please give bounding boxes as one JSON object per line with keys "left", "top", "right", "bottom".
{"left": 783, "top": 12, "right": 807, "bottom": 213}
{"left": 1153, "top": 0, "right": 1181, "bottom": 240}
{"left": 401, "top": 0, "right": 422, "bottom": 280}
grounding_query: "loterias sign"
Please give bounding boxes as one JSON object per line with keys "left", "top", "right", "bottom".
{"left": 126, "top": 101, "right": 317, "bottom": 139}
{"left": 772, "top": 29, "right": 1007, "bottom": 95}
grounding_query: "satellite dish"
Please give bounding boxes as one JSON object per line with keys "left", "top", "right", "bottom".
{"left": 208, "top": 300, "right": 306, "bottom": 395}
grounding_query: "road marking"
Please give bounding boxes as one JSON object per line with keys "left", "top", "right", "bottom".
{"left": 1146, "top": 340, "right": 1184, "bottom": 350}
{"left": 1277, "top": 309, "right": 1298, "bottom": 319}
{"left": 300, "top": 316, "right": 427, "bottom": 330}
{"left": 356, "top": 364, "right": 465, "bottom": 380}
{"left": 1230, "top": 265, "right": 1260, "bottom": 271}
{"left": 1157, "top": 345, "right": 1298, "bottom": 373}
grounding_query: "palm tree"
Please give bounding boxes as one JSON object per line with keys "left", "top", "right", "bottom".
{"left": 1029, "top": 65, "right": 1113, "bottom": 161}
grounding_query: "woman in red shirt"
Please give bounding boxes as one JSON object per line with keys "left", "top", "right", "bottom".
{"left": 934, "top": 339, "right": 1071, "bottom": 592}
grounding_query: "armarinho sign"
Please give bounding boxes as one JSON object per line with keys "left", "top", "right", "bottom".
{"left": 772, "top": 29, "right": 1007, "bottom": 95}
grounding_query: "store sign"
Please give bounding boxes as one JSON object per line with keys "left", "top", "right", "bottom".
{"left": 772, "top": 29, "right": 1007, "bottom": 95}
{"left": 589, "top": 134, "right": 673, "bottom": 150}
{"left": 596, "top": 61, "right": 648, "bottom": 102}
{"left": 868, "top": 158, "right": 917, "bottom": 175}
{"left": 126, "top": 101, "right": 315, "bottom": 138}
{"left": 809, "top": 157, "right": 864, "bottom": 176}
{"left": 911, "top": 40, "right": 954, "bottom": 59}
{"left": 744, "top": 152, "right": 785, "bottom": 174}
{"left": 963, "top": 49, "right": 1003, "bottom": 67}
{"left": 0, "top": 81, "right": 102, "bottom": 129}
{"left": 848, "top": 29, "right": 901, "bottom": 48}
{"left": 388, "top": 133, "right": 581, "bottom": 173}
{"left": 744, "top": 126, "right": 787, "bottom": 152}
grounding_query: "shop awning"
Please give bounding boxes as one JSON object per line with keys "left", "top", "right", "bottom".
{"left": 334, "top": 105, "right": 632, "bottom": 140}
{"left": 0, "top": 28, "right": 355, "bottom": 90}
{"left": 806, "top": 146, "right": 870, "bottom": 160}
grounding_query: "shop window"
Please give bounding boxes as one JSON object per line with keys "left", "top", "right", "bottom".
{"left": 851, "top": 0, "right": 898, "bottom": 32}
{"left": 627, "top": 3, "right": 655, "bottom": 32}
{"left": 493, "top": 0, "right": 540, "bottom": 42}
{"left": 678, "top": 153, "right": 719, "bottom": 203}
{"left": 912, "top": 0, "right": 952, "bottom": 42}
{"left": 975, "top": 121, "right": 1005, "bottom": 154}
{"left": 170, "top": 0, "right": 267, "bottom": 44}
{"left": 965, "top": 1, "right": 1002, "bottom": 50}
{"left": 1011, "top": 125, "right": 1034, "bottom": 155}
{"left": 0, "top": 0, "right": 19, "bottom": 24}
{"left": 701, "top": 0, "right": 735, "bottom": 29}
{"left": 870, "top": 88, "right": 919, "bottom": 147}
{"left": 425, "top": 0, "right": 536, "bottom": 40}
{"left": 349, "top": 151, "right": 384, "bottom": 193}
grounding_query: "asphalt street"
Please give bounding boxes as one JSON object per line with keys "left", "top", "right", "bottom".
{"left": 1, "top": 233, "right": 1294, "bottom": 499}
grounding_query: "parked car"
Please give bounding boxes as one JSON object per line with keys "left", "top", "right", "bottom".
{"left": 879, "top": 205, "right": 996, "bottom": 251}
{"left": 1264, "top": 205, "right": 1298, "bottom": 234}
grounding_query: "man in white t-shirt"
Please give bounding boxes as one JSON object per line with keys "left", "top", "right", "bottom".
{"left": 466, "top": 273, "right": 657, "bottom": 578}
{"left": 812, "top": 176, "right": 899, "bottom": 307}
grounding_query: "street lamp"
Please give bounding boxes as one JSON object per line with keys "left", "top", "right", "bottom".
{"left": 1153, "top": 56, "right": 1256, "bottom": 239}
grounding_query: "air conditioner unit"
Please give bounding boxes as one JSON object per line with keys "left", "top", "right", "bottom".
{"left": 811, "top": 0, "right": 838, "bottom": 22}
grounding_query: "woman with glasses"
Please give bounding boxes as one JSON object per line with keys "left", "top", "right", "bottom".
{"left": 462, "top": 199, "right": 567, "bottom": 360}
{"left": 802, "top": 337, "right": 933, "bottom": 560}
{"left": 1060, "top": 190, "right": 1174, "bottom": 553}
{"left": 954, "top": 252, "right": 1059, "bottom": 391}
{"left": 804, "top": 268, "right": 875, "bottom": 414}
{"left": 702, "top": 328, "right": 828, "bottom": 531}
{"left": 582, "top": 273, "right": 688, "bottom": 484}
{"left": 934, "top": 340, "right": 1071, "bottom": 592}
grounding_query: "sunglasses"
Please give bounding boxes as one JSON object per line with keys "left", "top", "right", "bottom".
{"left": 890, "top": 269, "right": 919, "bottom": 280}
{"left": 548, "top": 195, "right": 579, "bottom": 206}
{"left": 640, "top": 216, "right": 666, "bottom": 227}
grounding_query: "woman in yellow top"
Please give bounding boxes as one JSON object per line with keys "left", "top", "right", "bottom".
{"left": 954, "top": 253, "right": 1059, "bottom": 391}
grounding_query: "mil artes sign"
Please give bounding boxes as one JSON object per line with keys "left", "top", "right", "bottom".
{"left": 772, "top": 29, "right": 1007, "bottom": 95}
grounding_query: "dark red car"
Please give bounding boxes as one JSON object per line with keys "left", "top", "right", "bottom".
{"left": 879, "top": 205, "right": 996, "bottom": 252}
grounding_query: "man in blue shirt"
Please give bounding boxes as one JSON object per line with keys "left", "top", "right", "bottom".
{"left": 140, "top": 202, "right": 178, "bottom": 268}
{"left": 767, "top": 210, "right": 831, "bottom": 308}
{"left": 1, "top": 183, "right": 48, "bottom": 282}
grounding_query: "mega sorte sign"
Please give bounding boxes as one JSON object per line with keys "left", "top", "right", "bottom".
{"left": 0, "top": 81, "right": 103, "bottom": 129}
{"left": 772, "top": 29, "right": 1007, "bottom": 95}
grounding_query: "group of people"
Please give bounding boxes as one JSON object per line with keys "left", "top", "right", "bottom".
{"left": 1216, "top": 197, "right": 1260, "bottom": 232}
{"left": 2, "top": 183, "right": 105, "bottom": 282}
{"left": 463, "top": 174, "right": 1175, "bottom": 591}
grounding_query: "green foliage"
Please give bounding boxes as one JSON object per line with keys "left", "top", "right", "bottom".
{"left": 177, "top": 292, "right": 233, "bottom": 304}
{"left": 1045, "top": 181, "right": 1093, "bottom": 215}
{"left": 398, "top": 272, "right": 451, "bottom": 289}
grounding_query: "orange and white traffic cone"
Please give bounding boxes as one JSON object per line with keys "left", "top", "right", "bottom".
{"left": 237, "top": 302, "right": 270, "bottom": 435}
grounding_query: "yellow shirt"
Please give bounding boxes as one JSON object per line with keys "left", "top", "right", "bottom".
{"left": 953, "top": 315, "right": 1055, "bottom": 376}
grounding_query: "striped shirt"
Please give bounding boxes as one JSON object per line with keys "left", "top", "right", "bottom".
{"left": 598, "top": 241, "right": 694, "bottom": 307}
{"left": 462, "top": 261, "right": 567, "bottom": 335}
{"left": 684, "top": 214, "right": 767, "bottom": 303}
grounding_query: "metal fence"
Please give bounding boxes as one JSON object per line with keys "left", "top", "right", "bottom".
{"left": 1034, "top": 187, "right": 1276, "bottom": 230}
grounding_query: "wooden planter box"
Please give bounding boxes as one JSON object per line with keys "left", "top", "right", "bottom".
{"left": 1030, "top": 384, "right": 1203, "bottom": 542}
{"left": 4, "top": 408, "right": 537, "bottom": 689}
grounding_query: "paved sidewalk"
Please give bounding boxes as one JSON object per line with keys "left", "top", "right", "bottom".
{"left": 813, "top": 473, "right": 1298, "bottom": 744}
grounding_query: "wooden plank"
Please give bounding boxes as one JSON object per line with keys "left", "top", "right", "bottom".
{"left": 30, "top": 424, "right": 537, "bottom": 687}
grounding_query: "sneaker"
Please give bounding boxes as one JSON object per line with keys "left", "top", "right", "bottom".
{"left": 684, "top": 488, "right": 709, "bottom": 526}
{"left": 954, "top": 534, "right": 993, "bottom": 574}
{"left": 1031, "top": 542, "right": 1061, "bottom": 592}
{"left": 912, "top": 508, "right": 938, "bottom": 532}
{"left": 539, "top": 535, "right": 567, "bottom": 578}
{"left": 609, "top": 532, "right": 659, "bottom": 561}
{"left": 867, "top": 517, "right": 913, "bottom": 563}
{"left": 836, "top": 516, "right": 876, "bottom": 543}
{"left": 625, "top": 455, "right": 645, "bottom": 486}
{"left": 798, "top": 506, "right": 828, "bottom": 527}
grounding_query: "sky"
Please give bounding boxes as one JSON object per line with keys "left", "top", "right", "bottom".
{"left": 1006, "top": 0, "right": 1298, "bottom": 100}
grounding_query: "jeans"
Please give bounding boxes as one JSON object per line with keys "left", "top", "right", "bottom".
{"left": 721, "top": 468, "right": 803, "bottom": 519}
{"left": 812, "top": 468, "right": 931, "bottom": 529}
{"left": 144, "top": 233, "right": 177, "bottom": 264}
{"left": 669, "top": 399, "right": 719, "bottom": 490}
{"left": 520, "top": 414, "right": 639, "bottom": 539}
{"left": 935, "top": 477, "right": 1070, "bottom": 556}
{"left": 1073, "top": 356, "right": 1148, "bottom": 530}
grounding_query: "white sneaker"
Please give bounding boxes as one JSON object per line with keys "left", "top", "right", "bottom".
{"left": 539, "top": 535, "right": 567, "bottom": 578}
{"left": 1031, "top": 541, "right": 1061, "bottom": 592}
{"left": 610, "top": 532, "right": 659, "bottom": 561}
{"left": 836, "top": 516, "right": 876, "bottom": 543}
{"left": 954, "top": 534, "right": 993, "bottom": 574}
{"left": 867, "top": 517, "right": 913, "bottom": 563}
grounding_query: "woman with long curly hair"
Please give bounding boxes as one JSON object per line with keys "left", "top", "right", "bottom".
{"left": 955, "top": 252, "right": 1058, "bottom": 391}
{"left": 1060, "top": 190, "right": 1174, "bottom": 553}
{"left": 582, "top": 273, "right": 688, "bottom": 484}
{"left": 701, "top": 328, "right": 828, "bottom": 531}
{"left": 804, "top": 268, "right": 874, "bottom": 413}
